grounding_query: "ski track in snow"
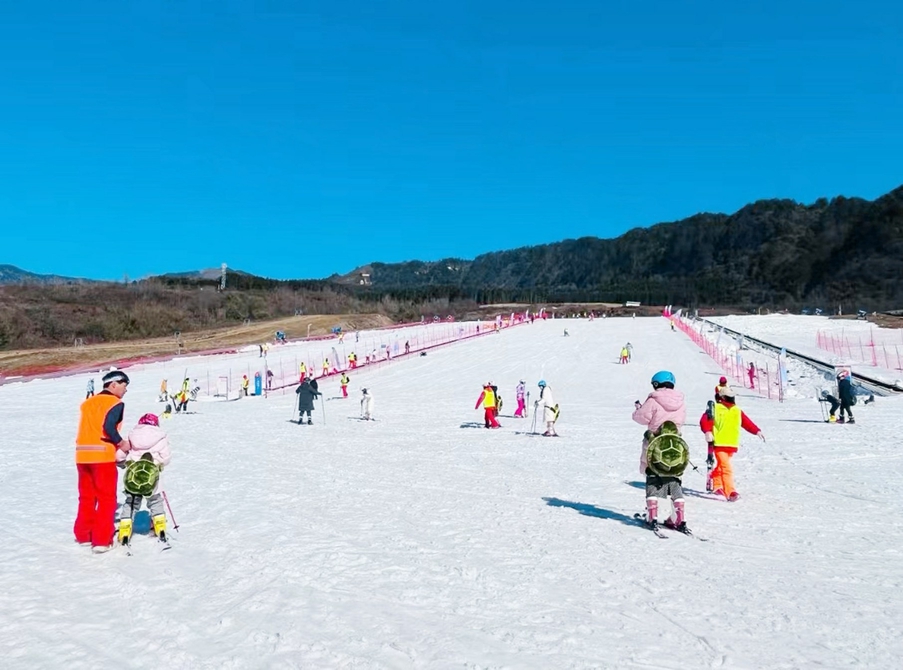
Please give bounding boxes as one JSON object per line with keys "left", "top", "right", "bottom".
{"left": 2, "top": 318, "right": 902, "bottom": 669}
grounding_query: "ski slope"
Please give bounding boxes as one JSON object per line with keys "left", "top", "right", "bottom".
{"left": 2, "top": 317, "right": 901, "bottom": 669}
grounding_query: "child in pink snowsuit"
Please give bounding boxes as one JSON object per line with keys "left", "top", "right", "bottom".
{"left": 631, "top": 372, "right": 687, "bottom": 531}
{"left": 116, "top": 413, "right": 173, "bottom": 544}
{"left": 514, "top": 381, "right": 526, "bottom": 418}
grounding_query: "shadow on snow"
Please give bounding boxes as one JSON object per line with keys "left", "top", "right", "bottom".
{"left": 542, "top": 497, "right": 641, "bottom": 528}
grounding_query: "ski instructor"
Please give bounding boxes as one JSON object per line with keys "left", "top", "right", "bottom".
{"left": 74, "top": 370, "right": 132, "bottom": 553}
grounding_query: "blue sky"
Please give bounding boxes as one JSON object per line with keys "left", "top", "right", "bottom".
{"left": 1, "top": 1, "right": 901, "bottom": 281}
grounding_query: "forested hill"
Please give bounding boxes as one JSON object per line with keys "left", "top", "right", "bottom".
{"left": 337, "top": 185, "right": 903, "bottom": 310}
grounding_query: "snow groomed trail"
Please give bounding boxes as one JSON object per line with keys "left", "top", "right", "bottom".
{"left": 1, "top": 317, "right": 901, "bottom": 669}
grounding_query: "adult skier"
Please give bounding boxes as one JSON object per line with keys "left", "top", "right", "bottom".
{"left": 835, "top": 369, "right": 856, "bottom": 423}
{"left": 534, "top": 380, "right": 559, "bottom": 436}
{"left": 698, "top": 385, "right": 765, "bottom": 501}
{"left": 632, "top": 371, "right": 689, "bottom": 531}
{"left": 85, "top": 378, "right": 95, "bottom": 399}
{"left": 74, "top": 370, "right": 131, "bottom": 553}
{"left": 475, "top": 383, "right": 501, "bottom": 428}
{"left": 360, "top": 388, "right": 375, "bottom": 420}
{"left": 295, "top": 378, "right": 320, "bottom": 425}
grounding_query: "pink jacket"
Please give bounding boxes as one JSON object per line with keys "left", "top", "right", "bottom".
{"left": 631, "top": 388, "right": 686, "bottom": 474}
{"left": 117, "top": 424, "right": 172, "bottom": 468}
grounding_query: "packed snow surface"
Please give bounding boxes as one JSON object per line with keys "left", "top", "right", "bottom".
{"left": 2, "top": 318, "right": 901, "bottom": 669}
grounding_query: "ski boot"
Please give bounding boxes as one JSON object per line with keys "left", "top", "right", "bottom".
{"left": 828, "top": 414, "right": 837, "bottom": 423}
{"left": 728, "top": 492, "right": 741, "bottom": 502}
{"left": 118, "top": 518, "right": 133, "bottom": 546}
{"left": 307, "top": 419, "right": 313, "bottom": 425}
{"left": 846, "top": 417, "right": 855, "bottom": 424}
{"left": 152, "top": 514, "right": 168, "bottom": 543}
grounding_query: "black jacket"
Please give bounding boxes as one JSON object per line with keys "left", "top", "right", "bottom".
{"left": 296, "top": 381, "right": 320, "bottom": 411}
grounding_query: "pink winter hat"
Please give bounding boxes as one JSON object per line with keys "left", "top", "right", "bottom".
{"left": 138, "top": 413, "right": 160, "bottom": 426}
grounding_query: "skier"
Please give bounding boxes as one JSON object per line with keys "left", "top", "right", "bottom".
{"left": 747, "top": 363, "right": 756, "bottom": 389}
{"left": 85, "top": 378, "right": 95, "bottom": 399}
{"left": 299, "top": 362, "right": 307, "bottom": 383}
{"left": 632, "top": 371, "right": 689, "bottom": 531}
{"left": 74, "top": 370, "right": 131, "bottom": 553}
{"left": 835, "top": 369, "right": 856, "bottom": 423}
{"left": 619, "top": 346, "right": 630, "bottom": 364}
{"left": 514, "top": 381, "right": 527, "bottom": 418}
{"left": 173, "top": 389, "right": 189, "bottom": 414}
{"left": 340, "top": 372, "right": 350, "bottom": 398}
{"left": 158, "top": 379, "right": 168, "bottom": 402}
{"left": 698, "top": 385, "right": 765, "bottom": 501}
{"left": 116, "top": 413, "right": 172, "bottom": 547}
{"left": 670, "top": 319, "right": 676, "bottom": 332}
{"left": 361, "top": 388, "right": 375, "bottom": 420}
{"left": 626, "top": 342, "right": 633, "bottom": 361}
{"left": 241, "top": 375, "right": 249, "bottom": 397}
{"left": 563, "top": 328, "right": 569, "bottom": 337}
{"left": 323, "top": 358, "right": 330, "bottom": 376}
{"left": 266, "top": 368, "right": 274, "bottom": 390}
{"left": 475, "top": 383, "right": 501, "bottom": 428}
{"left": 405, "top": 341, "right": 410, "bottom": 354}
{"left": 534, "top": 380, "right": 559, "bottom": 436}
{"left": 295, "top": 378, "right": 320, "bottom": 425}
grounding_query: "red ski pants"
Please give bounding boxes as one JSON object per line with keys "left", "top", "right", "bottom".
{"left": 484, "top": 408, "right": 500, "bottom": 428}
{"left": 711, "top": 448, "right": 736, "bottom": 497}
{"left": 74, "top": 462, "right": 118, "bottom": 547}
{"left": 341, "top": 385, "right": 348, "bottom": 397}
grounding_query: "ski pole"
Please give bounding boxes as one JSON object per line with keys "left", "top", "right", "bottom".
{"left": 530, "top": 408, "right": 538, "bottom": 434}
{"left": 162, "top": 490, "right": 179, "bottom": 532}
{"left": 687, "top": 459, "right": 702, "bottom": 475}
{"left": 320, "top": 394, "right": 327, "bottom": 426}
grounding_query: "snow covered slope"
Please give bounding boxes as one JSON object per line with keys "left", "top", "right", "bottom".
{"left": 2, "top": 318, "right": 901, "bottom": 668}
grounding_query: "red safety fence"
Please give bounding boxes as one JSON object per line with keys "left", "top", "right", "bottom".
{"left": 816, "top": 330, "right": 903, "bottom": 371}
{"left": 670, "top": 315, "right": 783, "bottom": 401}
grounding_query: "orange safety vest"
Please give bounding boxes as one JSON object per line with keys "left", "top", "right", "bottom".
{"left": 75, "top": 394, "right": 123, "bottom": 464}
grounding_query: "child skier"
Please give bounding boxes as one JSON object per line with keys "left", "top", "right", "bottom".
{"left": 619, "top": 346, "right": 630, "bottom": 364}
{"left": 534, "top": 380, "right": 559, "bottom": 436}
{"left": 698, "top": 386, "right": 765, "bottom": 501}
{"left": 117, "top": 414, "right": 173, "bottom": 547}
{"left": 514, "top": 381, "right": 526, "bottom": 418}
{"left": 361, "top": 387, "right": 374, "bottom": 420}
{"left": 632, "top": 371, "right": 689, "bottom": 532}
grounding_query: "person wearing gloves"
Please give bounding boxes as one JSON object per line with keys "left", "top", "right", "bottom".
{"left": 632, "top": 370, "right": 688, "bottom": 530}
{"left": 117, "top": 413, "right": 173, "bottom": 546}
{"left": 74, "top": 370, "right": 131, "bottom": 553}
{"left": 514, "top": 381, "right": 527, "bottom": 418}
{"left": 534, "top": 380, "right": 559, "bottom": 436}
{"left": 475, "top": 382, "right": 501, "bottom": 429}
{"left": 698, "top": 385, "right": 765, "bottom": 501}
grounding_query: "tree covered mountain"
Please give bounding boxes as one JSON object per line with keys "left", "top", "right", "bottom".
{"left": 336, "top": 185, "right": 903, "bottom": 310}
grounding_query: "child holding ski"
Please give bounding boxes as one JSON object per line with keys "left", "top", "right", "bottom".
{"left": 632, "top": 371, "right": 690, "bottom": 532}
{"left": 117, "top": 413, "right": 173, "bottom": 547}
{"left": 698, "top": 385, "right": 765, "bottom": 501}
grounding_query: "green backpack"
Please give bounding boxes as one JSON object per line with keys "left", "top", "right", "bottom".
{"left": 645, "top": 421, "right": 689, "bottom": 477}
{"left": 124, "top": 454, "right": 160, "bottom": 496}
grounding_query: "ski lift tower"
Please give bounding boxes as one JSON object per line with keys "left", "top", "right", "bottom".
{"left": 220, "top": 263, "right": 227, "bottom": 291}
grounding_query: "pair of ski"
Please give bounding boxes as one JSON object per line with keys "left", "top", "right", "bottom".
{"left": 633, "top": 513, "right": 708, "bottom": 541}
{"left": 122, "top": 536, "right": 171, "bottom": 556}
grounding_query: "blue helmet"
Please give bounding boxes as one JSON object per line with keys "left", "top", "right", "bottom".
{"left": 538, "top": 379, "right": 547, "bottom": 387}
{"left": 651, "top": 371, "right": 675, "bottom": 386}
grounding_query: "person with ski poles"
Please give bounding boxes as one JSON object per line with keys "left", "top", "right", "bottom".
{"left": 698, "top": 385, "right": 765, "bottom": 501}
{"left": 85, "top": 378, "right": 95, "bottom": 399}
{"left": 534, "top": 380, "right": 559, "bottom": 436}
{"left": 632, "top": 371, "right": 690, "bottom": 532}
{"left": 514, "top": 381, "right": 526, "bottom": 418}
{"left": 74, "top": 370, "right": 132, "bottom": 553}
{"left": 295, "top": 378, "right": 320, "bottom": 425}
{"left": 116, "top": 413, "right": 172, "bottom": 547}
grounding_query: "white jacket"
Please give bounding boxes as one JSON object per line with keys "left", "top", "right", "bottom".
{"left": 536, "top": 386, "right": 557, "bottom": 422}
